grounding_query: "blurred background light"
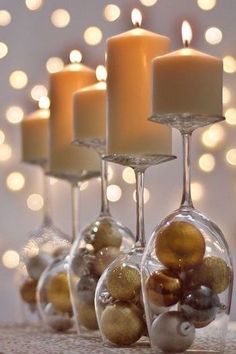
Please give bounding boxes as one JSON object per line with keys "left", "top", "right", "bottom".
{"left": 2, "top": 250, "right": 20, "bottom": 269}
{"left": 27, "top": 194, "right": 44, "bottom": 211}
{"left": 51, "top": 9, "right": 70, "bottom": 28}
{"left": 6, "top": 172, "right": 25, "bottom": 191}
{"left": 104, "top": 4, "right": 121, "bottom": 22}
{"left": 107, "top": 184, "right": 122, "bottom": 202}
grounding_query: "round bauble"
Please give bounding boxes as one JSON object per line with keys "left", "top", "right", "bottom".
{"left": 26, "top": 254, "right": 49, "bottom": 280}
{"left": 46, "top": 272, "right": 72, "bottom": 313}
{"left": 146, "top": 269, "right": 182, "bottom": 307}
{"left": 77, "top": 301, "right": 98, "bottom": 330}
{"left": 70, "top": 247, "right": 95, "bottom": 277}
{"left": 100, "top": 302, "right": 145, "bottom": 346}
{"left": 90, "top": 220, "right": 122, "bottom": 252}
{"left": 180, "top": 285, "right": 220, "bottom": 328}
{"left": 93, "top": 247, "right": 120, "bottom": 276}
{"left": 20, "top": 278, "right": 37, "bottom": 304}
{"left": 151, "top": 311, "right": 195, "bottom": 353}
{"left": 45, "top": 303, "right": 73, "bottom": 332}
{"left": 106, "top": 264, "right": 141, "bottom": 301}
{"left": 155, "top": 221, "right": 205, "bottom": 270}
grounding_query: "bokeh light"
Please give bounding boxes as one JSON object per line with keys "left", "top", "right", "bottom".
{"left": 0, "top": 10, "right": 11, "bottom": 26}
{"left": 191, "top": 182, "right": 204, "bottom": 202}
{"left": 25, "top": 0, "right": 43, "bottom": 11}
{"left": 80, "top": 181, "right": 89, "bottom": 191}
{"left": 2, "top": 250, "right": 20, "bottom": 269}
{"left": 223, "top": 86, "right": 231, "bottom": 105}
{"left": 226, "top": 149, "right": 236, "bottom": 166}
{"left": 107, "top": 184, "right": 122, "bottom": 202}
{"left": 223, "top": 56, "right": 236, "bottom": 74}
{"left": 225, "top": 108, "right": 236, "bottom": 125}
{"left": 0, "top": 144, "right": 12, "bottom": 161}
{"left": 51, "top": 9, "right": 70, "bottom": 28}
{"left": 133, "top": 188, "right": 150, "bottom": 204}
{"left": 139, "top": 0, "right": 158, "bottom": 5}
{"left": 0, "top": 130, "right": 5, "bottom": 144}
{"left": 205, "top": 27, "right": 222, "bottom": 45}
{"left": 31, "top": 85, "right": 48, "bottom": 101}
{"left": 199, "top": 153, "right": 215, "bottom": 172}
{"left": 46, "top": 57, "right": 64, "bottom": 73}
{"left": 0, "top": 42, "right": 8, "bottom": 59}
{"left": 104, "top": 4, "right": 121, "bottom": 21}
{"left": 6, "top": 106, "right": 24, "bottom": 124}
{"left": 197, "top": 0, "right": 216, "bottom": 11}
{"left": 201, "top": 124, "right": 225, "bottom": 148}
{"left": 122, "top": 167, "right": 136, "bottom": 184}
{"left": 6, "top": 172, "right": 25, "bottom": 191}
{"left": 27, "top": 194, "right": 44, "bottom": 211}
{"left": 84, "top": 26, "right": 103, "bottom": 46}
{"left": 9, "top": 70, "right": 28, "bottom": 90}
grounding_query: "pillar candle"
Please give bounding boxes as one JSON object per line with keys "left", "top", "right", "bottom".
{"left": 21, "top": 109, "right": 49, "bottom": 164}
{"left": 49, "top": 61, "right": 100, "bottom": 177}
{"left": 107, "top": 9, "right": 172, "bottom": 155}
{"left": 152, "top": 21, "right": 223, "bottom": 116}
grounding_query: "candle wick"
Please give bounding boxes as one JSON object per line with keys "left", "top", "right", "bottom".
{"left": 184, "top": 40, "right": 189, "bottom": 48}
{"left": 134, "top": 22, "right": 140, "bottom": 28}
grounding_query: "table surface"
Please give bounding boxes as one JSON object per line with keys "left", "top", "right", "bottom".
{"left": 0, "top": 323, "right": 236, "bottom": 354}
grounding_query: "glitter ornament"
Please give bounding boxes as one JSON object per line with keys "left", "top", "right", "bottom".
{"left": 180, "top": 285, "right": 220, "bottom": 328}
{"left": 26, "top": 254, "right": 50, "bottom": 280}
{"left": 46, "top": 272, "right": 72, "bottom": 313}
{"left": 20, "top": 278, "right": 37, "bottom": 304}
{"left": 100, "top": 302, "right": 145, "bottom": 346}
{"left": 45, "top": 303, "right": 73, "bottom": 332}
{"left": 93, "top": 246, "right": 120, "bottom": 276}
{"left": 155, "top": 221, "right": 205, "bottom": 270}
{"left": 146, "top": 269, "right": 182, "bottom": 307}
{"left": 90, "top": 219, "right": 123, "bottom": 252}
{"left": 70, "top": 247, "right": 95, "bottom": 277}
{"left": 77, "top": 301, "right": 98, "bottom": 330}
{"left": 106, "top": 264, "right": 141, "bottom": 301}
{"left": 151, "top": 311, "right": 195, "bottom": 353}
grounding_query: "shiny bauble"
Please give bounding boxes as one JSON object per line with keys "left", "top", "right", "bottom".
{"left": 77, "top": 275, "right": 98, "bottom": 304}
{"left": 180, "top": 285, "right": 220, "bottom": 328}
{"left": 77, "top": 301, "right": 98, "bottom": 330}
{"left": 20, "top": 278, "right": 37, "bottom": 304}
{"left": 155, "top": 221, "right": 205, "bottom": 270}
{"left": 146, "top": 269, "right": 182, "bottom": 307}
{"left": 100, "top": 302, "right": 145, "bottom": 346}
{"left": 45, "top": 303, "right": 73, "bottom": 332}
{"left": 70, "top": 247, "right": 95, "bottom": 277}
{"left": 93, "top": 247, "right": 120, "bottom": 276}
{"left": 151, "top": 311, "right": 195, "bottom": 353}
{"left": 90, "top": 219, "right": 123, "bottom": 252}
{"left": 26, "top": 254, "right": 50, "bottom": 280}
{"left": 46, "top": 272, "right": 72, "bottom": 313}
{"left": 107, "top": 264, "right": 141, "bottom": 301}
{"left": 186, "top": 256, "right": 231, "bottom": 294}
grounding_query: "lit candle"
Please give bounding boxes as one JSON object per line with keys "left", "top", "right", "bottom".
{"left": 152, "top": 21, "right": 223, "bottom": 116}
{"left": 49, "top": 51, "right": 100, "bottom": 176}
{"left": 107, "top": 9, "right": 172, "bottom": 155}
{"left": 73, "top": 65, "right": 106, "bottom": 143}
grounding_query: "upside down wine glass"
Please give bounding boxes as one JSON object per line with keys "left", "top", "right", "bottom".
{"left": 142, "top": 114, "right": 233, "bottom": 354}
{"left": 95, "top": 153, "right": 176, "bottom": 347}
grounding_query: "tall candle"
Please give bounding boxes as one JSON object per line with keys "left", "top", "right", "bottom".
{"left": 21, "top": 108, "right": 49, "bottom": 164}
{"left": 73, "top": 65, "right": 106, "bottom": 143}
{"left": 107, "top": 9, "right": 172, "bottom": 155}
{"left": 49, "top": 54, "right": 100, "bottom": 177}
{"left": 152, "top": 21, "right": 223, "bottom": 116}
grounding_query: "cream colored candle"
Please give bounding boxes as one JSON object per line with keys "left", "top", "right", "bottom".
{"left": 107, "top": 9, "right": 172, "bottom": 155}
{"left": 152, "top": 21, "right": 223, "bottom": 116}
{"left": 21, "top": 109, "right": 49, "bottom": 164}
{"left": 73, "top": 66, "right": 106, "bottom": 143}
{"left": 49, "top": 55, "right": 100, "bottom": 177}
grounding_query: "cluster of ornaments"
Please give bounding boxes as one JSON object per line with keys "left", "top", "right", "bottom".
{"left": 145, "top": 220, "right": 231, "bottom": 353}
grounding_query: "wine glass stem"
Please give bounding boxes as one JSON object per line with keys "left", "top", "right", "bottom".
{"left": 100, "top": 156, "right": 110, "bottom": 216}
{"left": 181, "top": 133, "right": 193, "bottom": 208}
{"left": 71, "top": 182, "right": 79, "bottom": 243}
{"left": 134, "top": 168, "right": 146, "bottom": 248}
{"left": 42, "top": 166, "right": 51, "bottom": 225}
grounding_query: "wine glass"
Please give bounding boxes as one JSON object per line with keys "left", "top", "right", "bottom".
{"left": 95, "top": 153, "right": 176, "bottom": 347}
{"left": 141, "top": 114, "right": 233, "bottom": 354}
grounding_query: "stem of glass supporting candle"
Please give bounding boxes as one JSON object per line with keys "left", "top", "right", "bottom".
{"left": 71, "top": 182, "right": 79, "bottom": 243}
{"left": 100, "top": 155, "right": 110, "bottom": 216}
{"left": 42, "top": 166, "right": 52, "bottom": 226}
{"left": 180, "top": 133, "right": 193, "bottom": 208}
{"left": 134, "top": 168, "right": 146, "bottom": 248}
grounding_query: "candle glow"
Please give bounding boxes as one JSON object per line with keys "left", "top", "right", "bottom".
{"left": 96, "top": 65, "right": 107, "bottom": 82}
{"left": 131, "top": 8, "right": 142, "bottom": 27}
{"left": 69, "top": 50, "right": 82, "bottom": 64}
{"left": 182, "top": 21, "right": 192, "bottom": 47}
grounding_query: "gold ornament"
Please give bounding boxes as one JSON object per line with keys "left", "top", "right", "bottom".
{"left": 100, "top": 302, "right": 145, "bottom": 346}
{"left": 186, "top": 256, "right": 231, "bottom": 294}
{"left": 77, "top": 301, "right": 98, "bottom": 330}
{"left": 155, "top": 221, "right": 205, "bottom": 270}
{"left": 91, "top": 220, "right": 122, "bottom": 252}
{"left": 20, "top": 278, "right": 37, "bottom": 304}
{"left": 93, "top": 247, "right": 120, "bottom": 276}
{"left": 46, "top": 272, "right": 72, "bottom": 313}
{"left": 107, "top": 264, "right": 141, "bottom": 301}
{"left": 146, "top": 269, "right": 182, "bottom": 307}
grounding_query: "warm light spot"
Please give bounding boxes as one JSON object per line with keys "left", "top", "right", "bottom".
{"left": 49, "top": 177, "right": 57, "bottom": 186}
{"left": 133, "top": 188, "right": 150, "bottom": 204}
{"left": 2, "top": 250, "right": 20, "bottom": 269}
{"left": 51, "top": 9, "right": 70, "bottom": 28}
{"left": 0, "top": 10, "right": 11, "bottom": 26}
{"left": 0, "top": 144, "right": 12, "bottom": 161}
{"left": 107, "top": 184, "right": 122, "bottom": 202}
{"left": 31, "top": 85, "right": 48, "bottom": 101}
{"left": 191, "top": 182, "right": 204, "bottom": 202}
{"left": 7, "top": 172, "right": 25, "bottom": 191}
{"left": 9, "top": 70, "right": 28, "bottom": 90}
{"left": 104, "top": 4, "right": 121, "bottom": 22}
{"left": 46, "top": 57, "right": 64, "bottom": 73}
{"left": 223, "top": 56, "right": 236, "bottom": 74}
{"left": 139, "top": 0, "right": 158, "bottom": 6}
{"left": 205, "top": 27, "right": 222, "bottom": 45}
{"left": 182, "top": 21, "right": 192, "bottom": 47}
{"left": 201, "top": 124, "right": 225, "bottom": 148}
{"left": 27, "top": 194, "right": 44, "bottom": 211}
{"left": 96, "top": 65, "right": 107, "bottom": 81}
{"left": 84, "top": 26, "right": 103, "bottom": 46}
{"left": 197, "top": 0, "right": 216, "bottom": 11}
{"left": 225, "top": 108, "right": 236, "bottom": 125}
{"left": 38, "top": 96, "right": 50, "bottom": 109}
{"left": 223, "top": 87, "right": 231, "bottom": 105}
{"left": 131, "top": 8, "right": 142, "bottom": 27}
{"left": 0, "top": 131, "right": 5, "bottom": 144}
{"left": 25, "top": 0, "right": 43, "bottom": 11}
{"left": 6, "top": 106, "right": 24, "bottom": 124}
{"left": 0, "top": 42, "right": 8, "bottom": 59}
{"left": 108, "top": 166, "right": 114, "bottom": 181}
{"left": 69, "top": 50, "right": 82, "bottom": 64}
{"left": 122, "top": 167, "right": 136, "bottom": 184}
{"left": 80, "top": 181, "right": 89, "bottom": 191}
{"left": 226, "top": 149, "right": 236, "bottom": 166}
{"left": 199, "top": 153, "right": 215, "bottom": 172}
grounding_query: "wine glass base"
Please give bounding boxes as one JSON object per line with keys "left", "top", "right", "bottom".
{"left": 149, "top": 113, "right": 225, "bottom": 134}
{"left": 46, "top": 170, "right": 100, "bottom": 183}
{"left": 103, "top": 153, "right": 176, "bottom": 170}
{"left": 22, "top": 158, "right": 47, "bottom": 167}
{"left": 72, "top": 137, "right": 106, "bottom": 153}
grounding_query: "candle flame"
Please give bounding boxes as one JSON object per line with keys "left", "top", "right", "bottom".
{"left": 182, "top": 21, "right": 192, "bottom": 47}
{"left": 39, "top": 96, "right": 50, "bottom": 110}
{"left": 96, "top": 65, "right": 107, "bottom": 82}
{"left": 69, "top": 49, "right": 82, "bottom": 64}
{"left": 131, "top": 8, "right": 142, "bottom": 27}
